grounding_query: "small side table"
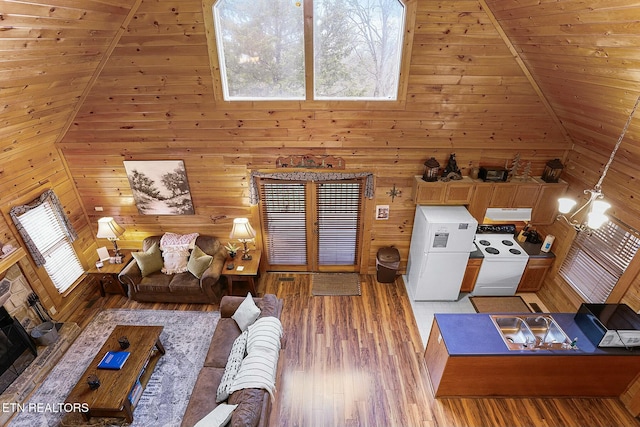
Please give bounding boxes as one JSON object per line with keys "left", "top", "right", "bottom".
{"left": 222, "top": 250, "right": 261, "bottom": 296}
{"left": 86, "top": 250, "right": 132, "bottom": 297}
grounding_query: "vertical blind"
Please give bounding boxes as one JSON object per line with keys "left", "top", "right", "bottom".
{"left": 559, "top": 219, "right": 640, "bottom": 303}
{"left": 17, "top": 200, "right": 84, "bottom": 293}
{"left": 316, "top": 181, "right": 362, "bottom": 265}
{"left": 260, "top": 182, "right": 308, "bottom": 265}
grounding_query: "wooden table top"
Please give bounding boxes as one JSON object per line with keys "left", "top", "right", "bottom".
{"left": 65, "top": 325, "right": 163, "bottom": 412}
{"left": 222, "top": 249, "right": 261, "bottom": 276}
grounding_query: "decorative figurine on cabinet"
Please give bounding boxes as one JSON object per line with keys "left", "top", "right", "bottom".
{"left": 441, "top": 153, "right": 462, "bottom": 181}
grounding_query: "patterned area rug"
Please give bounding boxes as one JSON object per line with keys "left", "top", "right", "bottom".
{"left": 311, "top": 273, "right": 361, "bottom": 296}
{"left": 8, "top": 309, "right": 219, "bottom": 427}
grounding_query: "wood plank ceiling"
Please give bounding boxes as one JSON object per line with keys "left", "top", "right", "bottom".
{"left": 1, "top": 0, "right": 640, "bottom": 286}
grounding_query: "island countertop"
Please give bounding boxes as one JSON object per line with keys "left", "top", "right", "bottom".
{"left": 434, "top": 312, "right": 640, "bottom": 356}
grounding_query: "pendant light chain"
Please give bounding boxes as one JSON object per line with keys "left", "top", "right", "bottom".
{"left": 595, "top": 95, "right": 640, "bottom": 190}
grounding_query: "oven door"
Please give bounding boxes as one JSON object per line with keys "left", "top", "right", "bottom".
{"left": 472, "top": 258, "right": 528, "bottom": 296}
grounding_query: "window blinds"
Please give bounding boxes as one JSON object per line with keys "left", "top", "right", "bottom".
{"left": 17, "top": 200, "right": 84, "bottom": 293}
{"left": 559, "top": 219, "right": 640, "bottom": 303}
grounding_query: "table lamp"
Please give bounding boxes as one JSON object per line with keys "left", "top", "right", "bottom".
{"left": 96, "top": 217, "right": 125, "bottom": 257}
{"left": 230, "top": 218, "right": 255, "bottom": 260}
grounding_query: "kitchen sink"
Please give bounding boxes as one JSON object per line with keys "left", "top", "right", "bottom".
{"left": 491, "top": 315, "right": 576, "bottom": 350}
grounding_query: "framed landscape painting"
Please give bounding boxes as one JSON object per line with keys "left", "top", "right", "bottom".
{"left": 123, "top": 160, "right": 195, "bottom": 215}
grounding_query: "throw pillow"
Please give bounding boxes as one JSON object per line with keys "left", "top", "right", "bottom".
{"left": 161, "top": 246, "right": 190, "bottom": 275}
{"left": 194, "top": 403, "right": 238, "bottom": 427}
{"left": 131, "top": 242, "right": 163, "bottom": 277}
{"left": 216, "top": 330, "right": 248, "bottom": 403}
{"left": 247, "top": 317, "right": 283, "bottom": 354}
{"left": 232, "top": 293, "right": 261, "bottom": 332}
{"left": 187, "top": 245, "right": 213, "bottom": 279}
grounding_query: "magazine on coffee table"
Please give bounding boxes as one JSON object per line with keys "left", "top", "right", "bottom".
{"left": 98, "top": 351, "right": 130, "bottom": 370}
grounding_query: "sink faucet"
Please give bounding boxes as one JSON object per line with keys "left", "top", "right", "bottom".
{"left": 535, "top": 316, "right": 551, "bottom": 344}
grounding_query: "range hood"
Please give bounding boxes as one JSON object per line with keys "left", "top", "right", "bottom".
{"left": 484, "top": 208, "right": 532, "bottom": 222}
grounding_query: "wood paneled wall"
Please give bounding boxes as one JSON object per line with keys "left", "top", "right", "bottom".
{"left": 3, "top": 0, "right": 640, "bottom": 313}
{"left": 57, "top": 0, "right": 568, "bottom": 272}
{"left": 487, "top": 0, "right": 640, "bottom": 313}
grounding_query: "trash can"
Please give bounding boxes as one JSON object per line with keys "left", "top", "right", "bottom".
{"left": 30, "top": 321, "right": 58, "bottom": 346}
{"left": 376, "top": 247, "right": 400, "bottom": 283}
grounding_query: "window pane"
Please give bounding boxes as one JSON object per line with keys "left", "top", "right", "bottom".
{"left": 214, "top": 0, "right": 305, "bottom": 100}
{"left": 314, "top": 0, "right": 404, "bottom": 100}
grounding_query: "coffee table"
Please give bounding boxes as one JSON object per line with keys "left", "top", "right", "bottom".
{"left": 64, "top": 325, "right": 165, "bottom": 423}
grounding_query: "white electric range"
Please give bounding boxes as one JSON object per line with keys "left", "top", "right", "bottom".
{"left": 472, "top": 224, "right": 530, "bottom": 296}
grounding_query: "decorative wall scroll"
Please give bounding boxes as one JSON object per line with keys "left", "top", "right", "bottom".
{"left": 276, "top": 154, "right": 345, "bottom": 169}
{"left": 124, "top": 160, "right": 194, "bottom": 215}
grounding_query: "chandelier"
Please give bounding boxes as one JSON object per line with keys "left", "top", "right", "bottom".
{"left": 557, "top": 95, "right": 640, "bottom": 232}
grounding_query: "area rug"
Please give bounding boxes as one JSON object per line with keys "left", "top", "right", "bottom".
{"left": 8, "top": 309, "right": 219, "bottom": 427}
{"left": 311, "top": 273, "right": 361, "bottom": 296}
{"left": 469, "top": 296, "right": 532, "bottom": 313}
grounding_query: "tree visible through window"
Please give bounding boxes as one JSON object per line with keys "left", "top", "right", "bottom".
{"left": 213, "top": 0, "right": 405, "bottom": 101}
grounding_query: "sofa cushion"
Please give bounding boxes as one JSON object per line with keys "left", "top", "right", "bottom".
{"left": 232, "top": 293, "right": 261, "bottom": 332}
{"left": 180, "top": 367, "right": 225, "bottom": 427}
{"left": 194, "top": 403, "right": 237, "bottom": 427}
{"left": 136, "top": 272, "right": 172, "bottom": 293}
{"left": 204, "top": 318, "right": 242, "bottom": 368}
{"left": 216, "top": 330, "right": 248, "bottom": 403}
{"left": 188, "top": 245, "right": 213, "bottom": 279}
{"left": 169, "top": 272, "right": 202, "bottom": 294}
{"left": 132, "top": 242, "right": 163, "bottom": 277}
{"left": 227, "top": 388, "right": 265, "bottom": 427}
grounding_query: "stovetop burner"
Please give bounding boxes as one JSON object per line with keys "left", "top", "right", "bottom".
{"left": 478, "top": 240, "right": 491, "bottom": 246}
{"left": 509, "top": 248, "right": 522, "bottom": 255}
{"left": 502, "top": 240, "right": 514, "bottom": 246}
{"left": 486, "top": 247, "right": 500, "bottom": 255}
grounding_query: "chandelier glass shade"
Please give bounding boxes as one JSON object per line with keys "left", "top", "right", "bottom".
{"left": 557, "top": 95, "right": 640, "bottom": 232}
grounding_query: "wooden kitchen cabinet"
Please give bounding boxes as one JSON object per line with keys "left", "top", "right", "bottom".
{"left": 531, "top": 181, "right": 568, "bottom": 225}
{"left": 412, "top": 176, "right": 474, "bottom": 205}
{"left": 517, "top": 257, "right": 554, "bottom": 292}
{"left": 489, "top": 183, "right": 540, "bottom": 208}
{"left": 460, "top": 257, "right": 482, "bottom": 292}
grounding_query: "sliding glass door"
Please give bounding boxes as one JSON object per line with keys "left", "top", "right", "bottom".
{"left": 257, "top": 178, "right": 364, "bottom": 272}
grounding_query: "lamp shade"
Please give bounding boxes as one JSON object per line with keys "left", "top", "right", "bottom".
{"left": 558, "top": 198, "right": 577, "bottom": 214}
{"left": 96, "top": 217, "right": 125, "bottom": 240}
{"left": 229, "top": 218, "right": 256, "bottom": 241}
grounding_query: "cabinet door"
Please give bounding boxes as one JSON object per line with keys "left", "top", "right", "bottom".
{"left": 460, "top": 258, "right": 482, "bottom": 292}
{"left": 468, "top": 184, "right": 493, "bottom": 223}
{"left": 446, "top": 183, "right": 475, "bottom": 204}
{"left": 512, "top": 185, "right": 540, "bottom": 207}
{"left": 517, "top": 258, "right": 553, "bottom": 292}
{"left": 415, "top": 184, "right": 445, "bottom": 204}
{"left": 531, "top": 183, "right": 568, "bottom": 225}
{"left": 489, "top": 185, "right": 515, "bottom": 207}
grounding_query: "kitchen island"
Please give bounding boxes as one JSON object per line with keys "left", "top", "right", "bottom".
{"left": 425, "top": 313, "right": 640, "bottom": 400}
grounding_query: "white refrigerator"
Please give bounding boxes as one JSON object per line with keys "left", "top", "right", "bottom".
{"left": 406, "top": 206, "right": 478, "bottom": 301}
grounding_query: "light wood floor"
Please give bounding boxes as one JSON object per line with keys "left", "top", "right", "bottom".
{"left": 58, "top": 274, "right": 640, "bottom": 427}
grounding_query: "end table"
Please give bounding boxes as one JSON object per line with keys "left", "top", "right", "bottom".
{"left": 86, "top": 250, "right": 131, "bottom": 297}
{"left": 222, "top": 250, "right": 261, "bottom": 296}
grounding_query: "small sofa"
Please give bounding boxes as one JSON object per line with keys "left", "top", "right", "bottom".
{"left": 118, "top": 235, "right": 227, "bottom": 304}
{"left": 181, "top": 294, "right": 284, "bottom": 427}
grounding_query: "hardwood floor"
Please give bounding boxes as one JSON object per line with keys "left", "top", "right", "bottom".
{"left": 57, "top": 274, "right": 640, "bottom": 427}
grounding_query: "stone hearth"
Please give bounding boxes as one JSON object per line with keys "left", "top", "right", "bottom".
{"left": 0, "top": 322, "right": 80, "bottom": 426}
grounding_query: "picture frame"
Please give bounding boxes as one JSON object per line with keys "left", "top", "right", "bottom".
{"left": 376, "top": 205, "right": 389, "bottom": 220}
{"left": 123, "top": 160, "right": 195, "bottom": 215}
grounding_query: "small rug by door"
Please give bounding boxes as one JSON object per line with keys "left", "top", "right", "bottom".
{"left": 9, "top": 309, "right": 219, "bottom": 427}
{"left": 469, "top": 296, "right": 532, "bottom": 313}
{"left": 311, "top": 273, "right": 361, "bottom": 296}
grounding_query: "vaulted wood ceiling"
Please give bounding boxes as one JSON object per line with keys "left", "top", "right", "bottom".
{"left": 2, "top": 0, "right": 640, "bottom": 241}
